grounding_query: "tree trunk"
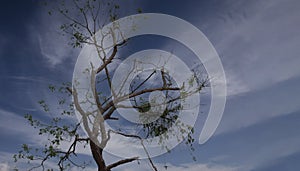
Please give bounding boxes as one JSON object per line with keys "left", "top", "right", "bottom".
{"left": 90, "top": 140, "right": 107, "bottom": 171}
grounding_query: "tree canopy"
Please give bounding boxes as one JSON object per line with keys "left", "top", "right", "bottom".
{"left": 14, "top": 0, "right": 209, "bottom": 170}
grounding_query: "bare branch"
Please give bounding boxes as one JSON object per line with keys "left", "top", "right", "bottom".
{"left": 101, "top": 86, "right": 181, "bottom": 113}
{"left": 72, "top": 87, "right": 92, "bottom": 137}
{"left": 66, "top": 86, "right": 73, "bottom": 95}
{"left": 109, "top": 130, "right": 158, "bottom": 171}
{"left": 131, "top": 70, "right": 157, "bottom": 93}
{"left": 106, "top": 157, "right": 139, "bottom": 170}
{"left": 96, "top": 40, "right": 126, "bottom": 74}
{"left": 90, "top": 63, "right": 104, "bottom": 113}
{"left": 103, "top": 106, "right": 116, "bottom": 120}
{"left": 128, "top": 87, "right": 180, "bottom": 99}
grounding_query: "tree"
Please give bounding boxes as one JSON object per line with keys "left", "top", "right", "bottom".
{"left": 14, "top": 0, "right": 208, "bottom": 170}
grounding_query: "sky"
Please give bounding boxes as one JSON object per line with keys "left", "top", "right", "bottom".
{"left": 1, "top": 0, "right": 300, "bottom": 170}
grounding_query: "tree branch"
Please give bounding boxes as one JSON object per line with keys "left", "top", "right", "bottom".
{"left": 109, "top": 130, "right": 158, "bottom": 171}
{"left": 130, "top": 70, "right": 157, "bottom": 93}
{"left": 103, "top": 106, "right": 116, "bottom": 120}
{"left": 106, "top": 157, "right": 139, "bottom": 170}
{"left": 72, "top": 87, "right": 92, "bottom": 137}
{"left": 96, "top": 40, "right": 126, "bottom": 74}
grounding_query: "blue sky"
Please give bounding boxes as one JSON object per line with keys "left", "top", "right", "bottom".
{"left": 1, "top": 0, "right": 300, "bottom": 170}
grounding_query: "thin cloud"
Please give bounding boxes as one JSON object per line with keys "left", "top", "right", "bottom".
{"left": 0, "top": 108, "right": 90, "bottom": 156}
{"left": 216, "top": 76, "right": 300, "bottom": 135}
{"left": 0, "top": 162, "right": 9, "bottom": 171}
{"left": 212, "top": 0, "right": 300, "bottom": 95}
{"left": 118, "top": 161, "right": 239, "bottom": 171}
{"left": 29, "top": 4, "right": 78, "bottom": 68}
{"left": 0, "top": 109, "right": 37, "bottom": 138}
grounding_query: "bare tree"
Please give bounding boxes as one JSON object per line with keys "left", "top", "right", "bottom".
{"left": 14, "top": 0, "right": 208, "bottom": 170}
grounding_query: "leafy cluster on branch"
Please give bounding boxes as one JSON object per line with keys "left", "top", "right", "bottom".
{"left": 14, "top": 83, "right": 91, "bottom": 171}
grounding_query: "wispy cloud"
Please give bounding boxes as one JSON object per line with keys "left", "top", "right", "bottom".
{"left": 37, "top": 31, "right": 76, "bottom": 67}
{"left": 0, "top": 75, "right": 57, "bottom": 84}
{"left": 201, "top": 111, "right": 300, "bottom": 171}
{"left": 0, "top": 162, "right": 9, "bottom": 171}
{"left": 28, "top": 5, "right": 78, "bottom": 68}
{"left": 0, "top": 108, "right": 90, "bottom": 155}
{"left": 116, "top": 161, "right": 239, "bottom": 171}
{"left": 0, "top": 151, "right": 93, "bottom": 171}
{"left": 160, "top": 163, "right": 238, "bottom": 171}
{"left": 0, "top": 109, "right": 37, "bottom": 138}
{"left": 216, "top": 75, "right": 300, "bottom": 135}
{"left": 215, "top": 0, "right": 300, "bottom": 95}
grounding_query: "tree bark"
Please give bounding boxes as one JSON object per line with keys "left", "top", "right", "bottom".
{"left": 90, "top": 140, "right": 107, "bottom": 171}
